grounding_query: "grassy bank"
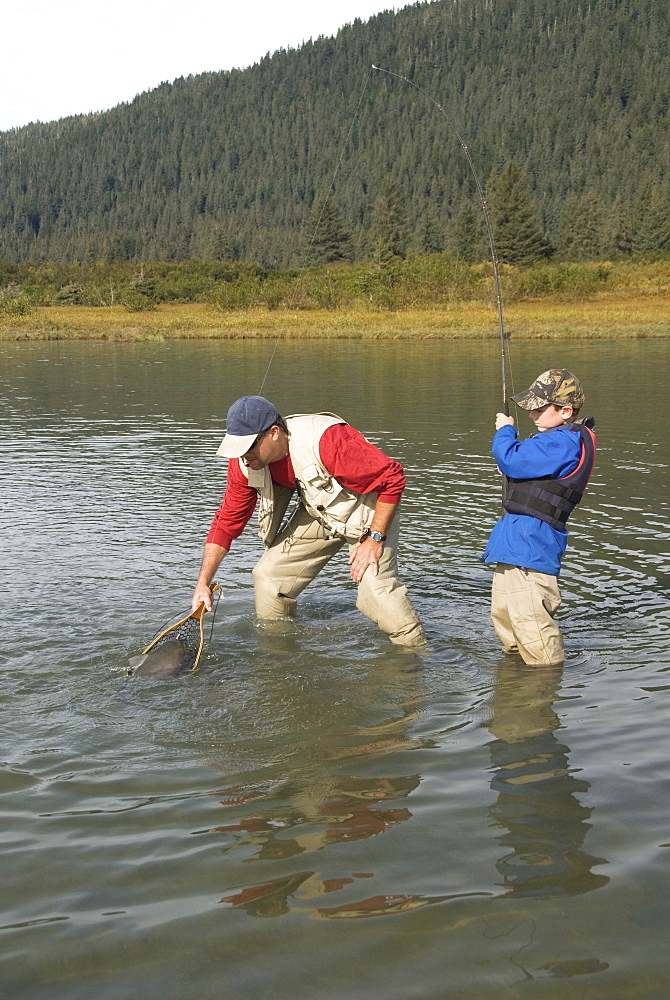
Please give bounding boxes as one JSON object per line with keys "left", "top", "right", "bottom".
{"left": 1, "top": 291, "right": 669, "bottom": 341}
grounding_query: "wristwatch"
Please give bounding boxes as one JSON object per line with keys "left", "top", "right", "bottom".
{"left": 361, "top": 528, "right": 387, "bottom": 543}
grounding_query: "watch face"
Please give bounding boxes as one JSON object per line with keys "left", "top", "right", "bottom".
{"left": 370, "top": 531, "right": 386, "bottom": 542}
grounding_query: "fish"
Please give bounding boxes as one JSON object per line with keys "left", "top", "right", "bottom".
{"left": 127, "top": 637, "right": 191, "bottom": 677}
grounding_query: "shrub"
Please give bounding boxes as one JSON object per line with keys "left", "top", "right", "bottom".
{"left": 55, "top": 283, "right": 85, "bottom": 305}
{"left": 121, "top": 289, "right": 158, "bottom": 312}
{"left": 0, "top": 293, "right": 32, "bottom": 316}
{"left": 507, "top": 262, "right": 612, "bottom": 300}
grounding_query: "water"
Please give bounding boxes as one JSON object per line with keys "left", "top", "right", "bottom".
{"left": 1, "top": 338, "right": 668, "bottom": 999}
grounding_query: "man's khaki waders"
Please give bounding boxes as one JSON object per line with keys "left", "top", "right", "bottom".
{"left": 252, "top": 505, "right": 425, "bottom": 647}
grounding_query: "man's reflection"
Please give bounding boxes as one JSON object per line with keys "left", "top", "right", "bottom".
{"left": 486, "top": 660, "right": 609, "bottom": 898}
{"left": 216, "top": 772, "right": 435, "bottom": 918}
{"left": 220, "top": 869, "right": 451, "bottom": 919}
{"left": 212, "top": 772, "right": 420, "bottom": 860}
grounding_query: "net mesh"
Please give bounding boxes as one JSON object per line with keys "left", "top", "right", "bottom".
{"left": 142, "top": 613, "right": 205, "bottom": 672}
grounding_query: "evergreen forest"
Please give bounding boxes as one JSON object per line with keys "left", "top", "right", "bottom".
{"left": 1, "top": 0, "right": 669, "bottom": 270}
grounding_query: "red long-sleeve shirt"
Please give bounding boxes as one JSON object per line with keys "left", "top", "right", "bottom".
{"left": 206, "top": 423, "right": 405, "bottom": 551}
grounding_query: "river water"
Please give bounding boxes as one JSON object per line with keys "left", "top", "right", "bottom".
{"left": 1, "top": 338, "right": 669, "bottom": 999}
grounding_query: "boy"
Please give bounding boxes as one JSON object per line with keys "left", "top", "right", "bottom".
{"left": 483, "top": 369, "right": 596, "bottom": 665}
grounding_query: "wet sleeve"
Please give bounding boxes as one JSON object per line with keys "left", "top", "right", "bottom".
{"left": 492, "top": 426, "right": 581, "bottom": 479}
{"left": 318, "top": 424, "right": 406, "bottom": 503}
{"left": 206, "top": 458, "right": 259, "bottom": 550}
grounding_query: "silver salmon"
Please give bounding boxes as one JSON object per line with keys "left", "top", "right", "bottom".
{"left": 127, "top": 638, "right": 190, "bottom": 677}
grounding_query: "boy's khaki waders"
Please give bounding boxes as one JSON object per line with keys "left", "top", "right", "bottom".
{"left": 491, "top": 563, "right": 565, "bottom": 666}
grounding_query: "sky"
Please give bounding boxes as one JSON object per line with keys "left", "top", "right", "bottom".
{"left": 1, "top": 1, "right": 399, "bottom": 132}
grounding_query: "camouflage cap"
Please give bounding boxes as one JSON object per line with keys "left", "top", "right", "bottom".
{"left": 512, "top": 369, "right": 585, "bottom": 411}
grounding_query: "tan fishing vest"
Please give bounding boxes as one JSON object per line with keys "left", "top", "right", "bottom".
{"left": 239, "top": 413, "right": 377, "bottom": 546}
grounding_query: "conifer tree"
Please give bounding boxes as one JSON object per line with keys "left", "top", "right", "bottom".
{"left": 631, "top": 182, "right": 670, "bottom": 254}
{"left": 606, "top": 197, "right": 634, "bottom": 257}
{"left": 487, "top": 162, "right": 549, "bottom": 266}
{"left": 557, "top": 190, "right": 606, "bottom": 260}
{"left": 450, "top": 200, "right": 487, "bottom": 262}
{"left": 302, "top": 195, "right": 352, "bottom": 265}
{"left": 415, "top": 212, "right": 445, "bottom": 254}
{"left": 208, "top": 226, "right": 237, "bottom": 262}
{"left": 0, "top": 0, "right": 668, "bottom": 266}
{"left": 370, "top": 178, "right": 410, "bottom": 260}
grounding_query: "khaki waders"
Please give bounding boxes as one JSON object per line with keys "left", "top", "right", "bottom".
{"left": 491, "top": 563, "right": 565, "bottom": 666}
{"left": 252, "top": 505, "right": 425, "bottom": 647}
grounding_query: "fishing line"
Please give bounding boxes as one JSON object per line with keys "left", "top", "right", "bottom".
{"left": 257, "top": 66, "right": 376, "bottom": 395}
{"left": 371, "top": 65, "right": 511, "bottom": 414}
{"left": 207, "top": 585, "right": 222, "bottom": 641}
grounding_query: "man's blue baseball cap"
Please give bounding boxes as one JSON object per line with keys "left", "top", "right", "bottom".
{"left": 216, "top": 395, "right": 281, "bottom": 458}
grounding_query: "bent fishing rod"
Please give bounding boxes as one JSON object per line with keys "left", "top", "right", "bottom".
{"left": 372, "top": 65, "right": 509, "bottom": 414}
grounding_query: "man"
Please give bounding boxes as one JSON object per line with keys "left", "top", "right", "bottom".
{"left": 192, "top": 395, "right": 425, "bottom": 646}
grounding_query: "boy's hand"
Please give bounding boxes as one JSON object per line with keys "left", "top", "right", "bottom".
{"left": 495, "top": 412, "right": 515, "bottom": 430}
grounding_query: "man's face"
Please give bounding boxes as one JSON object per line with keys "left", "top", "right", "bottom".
{"left": 241, "top": 425, "right": 288, "bottom": 469}
{"left": 529, "top": 403, "right": 574, "bottom": 432}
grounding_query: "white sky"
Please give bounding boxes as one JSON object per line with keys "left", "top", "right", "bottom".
{"left": 1, "top": 1, "right": 398, "bottom": 132}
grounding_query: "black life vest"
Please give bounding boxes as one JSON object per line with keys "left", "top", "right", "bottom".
{"left": 502, "top": 422, "right": 596, "bottom": 530}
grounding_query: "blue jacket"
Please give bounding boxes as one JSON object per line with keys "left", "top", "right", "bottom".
{"left": 482, "top": 424, "right": 582, "bottom": 576}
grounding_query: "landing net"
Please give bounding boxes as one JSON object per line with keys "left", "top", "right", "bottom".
{"left": 128, "top": 584, "right": 219, "bottom": 675}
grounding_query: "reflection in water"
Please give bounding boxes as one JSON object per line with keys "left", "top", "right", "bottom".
{"left": 486, "top": 659, "right": 609, "bottom": 898}
{"left": 209, "top": 639, "right": 437, "bottom": 917}
{"left": 212, "top": 643, "right": 463, "bottom": 919}
{"left": 216, "top": 771, "right": 435, "bottom": 917}
{"left": 314, "top": 891, "right": 451, "bottom": 919}
{"left": 220, "top": 870, "right": 456, "bottom": 920}
{"left": 540, "top": 957, "right": 609, "bottom": 977}
{"left": 213, "top": 773, "right": 420, "bottom": 860}
{"left": 217, "top": 650, "right": 613, "bottom": 919}
{"left": 221, "top": 871, "right": 315, "bottom": 918}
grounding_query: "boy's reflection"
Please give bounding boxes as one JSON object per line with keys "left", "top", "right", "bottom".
{"left": 486, "top": 660, "right": 609, "bottom": 898}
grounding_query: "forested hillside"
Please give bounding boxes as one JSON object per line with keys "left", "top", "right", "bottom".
{"left": 1, "top": 0, "right": 668, "bottom": 267}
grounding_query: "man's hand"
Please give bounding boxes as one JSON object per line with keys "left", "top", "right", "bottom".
{"left": 192, "top": 581, "right": 216, "bottom": 612}
{"left": 495, "top": 412, "right": 515, "bottom": 430}
{"left": 348, "top": 537, "right": 384, "bottom": 582}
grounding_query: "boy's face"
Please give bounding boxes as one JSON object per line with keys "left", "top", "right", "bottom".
{"left": 529, "top": 403, "right": 575, "bottom": 432}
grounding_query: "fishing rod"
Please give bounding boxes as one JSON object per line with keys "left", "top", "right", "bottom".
{"left": 371, "top": 65, "right": 509, "bottom": 414}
